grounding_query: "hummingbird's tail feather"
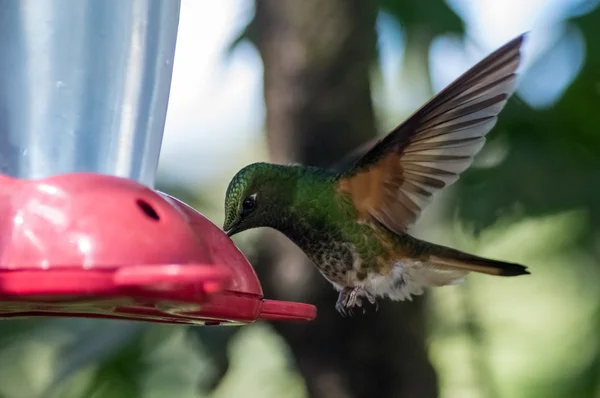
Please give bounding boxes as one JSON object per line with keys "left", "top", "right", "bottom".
{"left": 428, "top": 249, "right": 529, "bottom": 277}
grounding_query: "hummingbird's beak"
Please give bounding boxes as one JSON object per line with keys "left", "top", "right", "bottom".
{"left": 223, "top": 221, "right": 238, "bottom": 237}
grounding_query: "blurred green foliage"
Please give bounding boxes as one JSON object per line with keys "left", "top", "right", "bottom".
{"left": 0, "top": 1, "right": 598, "bottom": 398}
{"left": 380, "top": 0, "right": 463, "bottom": 37}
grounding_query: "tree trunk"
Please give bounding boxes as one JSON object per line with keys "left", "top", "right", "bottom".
{"left": 251, "top": 1, "right": 438, "bottom": 397}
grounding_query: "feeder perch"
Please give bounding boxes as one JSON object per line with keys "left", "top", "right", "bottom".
{"left": 0, "top": 0, "right": 316, "bottom": 325}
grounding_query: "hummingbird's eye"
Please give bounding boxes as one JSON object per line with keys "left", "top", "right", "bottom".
{"left": 241, "top": 194, "right": 257, "bottom": 216}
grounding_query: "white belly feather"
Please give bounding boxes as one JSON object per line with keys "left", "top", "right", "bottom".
{"left": 315, "top": 248, "right": 468, "bottom": 301}
{"left": 356, "top": 260, "right": 468, "bottom": 301}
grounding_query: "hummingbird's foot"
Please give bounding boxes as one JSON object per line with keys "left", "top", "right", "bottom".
{"left": 335, "top": 288, "right": 351, "bottom": 316}
{"left": 335, "top": 287, "right": 374, "bottom": 316}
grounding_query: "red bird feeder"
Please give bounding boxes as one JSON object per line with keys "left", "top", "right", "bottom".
{"left": 0, "top": 1, "right": 316, "bottom": 325}
{"left": 0, "top": 173, "right": 316, "bottom": 325}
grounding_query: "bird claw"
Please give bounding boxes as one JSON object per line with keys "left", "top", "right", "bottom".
{"left": 335, "top": 287, "right": 378, "bottom": 316}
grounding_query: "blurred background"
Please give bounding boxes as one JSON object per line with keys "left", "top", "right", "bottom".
{"left": 1, "top": 0, "right": 599, "bottom": 397}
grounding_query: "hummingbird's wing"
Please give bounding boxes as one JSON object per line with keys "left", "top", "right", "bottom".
{"left": 337, "top": 34, "right": 525, "bottom": 233}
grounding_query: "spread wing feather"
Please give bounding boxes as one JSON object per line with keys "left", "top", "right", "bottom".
{"left": 337, "top": 34, "right": 525, "bottom": 233}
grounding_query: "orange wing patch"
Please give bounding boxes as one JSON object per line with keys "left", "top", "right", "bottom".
{"left": 338, "top": 154, "right": 398, "bottom": 220}
{"left": 338, "top": 152, "right": 417, "bottom": 233}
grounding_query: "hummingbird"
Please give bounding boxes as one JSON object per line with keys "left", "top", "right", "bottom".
{"left": 223, "top": 34, "right": 530, "bottom": 315}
